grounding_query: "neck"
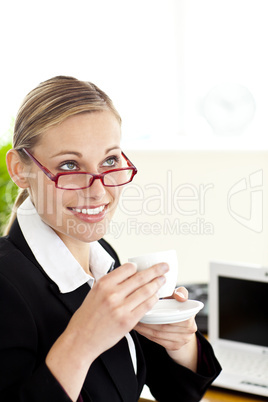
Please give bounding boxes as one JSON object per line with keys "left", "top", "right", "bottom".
{"left": 55, "top": 233, "right": 92, "bottom": 275}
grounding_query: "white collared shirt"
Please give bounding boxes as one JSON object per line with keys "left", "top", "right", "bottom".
{"left": 17, "top": 197, "right": 137, "bottom": 374}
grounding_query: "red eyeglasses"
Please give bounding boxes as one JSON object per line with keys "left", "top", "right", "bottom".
{"left": 22, "top": 148, "right": 138, "bottom": 190}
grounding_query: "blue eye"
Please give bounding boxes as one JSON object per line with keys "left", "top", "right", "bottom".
{"left": 103, "top": 156, "right": 120, "bottom": 167}
{"left": 60, "top": 161, "right": 78, "bottom": 171}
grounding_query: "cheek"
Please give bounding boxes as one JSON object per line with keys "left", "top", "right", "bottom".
{"left": 110, "top": 186, "right": 122, "bottom": 203}
{"left": 33, "top": 186, "right": 60, "bottom": 216}
{"left": 27, "top": 171, "right": 57, "bottom": 209}
{"left": 106, "top": 187, "right": 122, "bottom": 216}
{"left": 28, "top": 178, "right": 68, "bottom": 217}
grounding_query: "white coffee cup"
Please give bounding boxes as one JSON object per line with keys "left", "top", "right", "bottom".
{"left": 128, "top": 250, "right": 178, "bottom": 298}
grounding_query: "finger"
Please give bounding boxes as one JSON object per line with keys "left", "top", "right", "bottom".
{"left": 128, "top": 293, "right": 160, "bottom": 323}
{"left": 136, "top": 317, "right": 197, "bottom": 335}
{"left": 135, "top": 324, "right": 197, "bottom": 350}
{"left": 98, "top": 263, "right": 168, "bottom": 322}
{"left": 118, "top": 262, "right": 169, "bottom": 298}
{"left": 106, "top": 262, "right": 138, "bottom": 286}
{"left": 92, "top": 263, "right": 168, "bottom": 326}
{"left": 173, "top": 286, "right": 188, "bottom": 302}
{"left": 135, "top": 319, "right": 197, "bottom": 347}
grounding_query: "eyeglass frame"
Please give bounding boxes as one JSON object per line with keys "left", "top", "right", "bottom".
{"left": 22, "top": 148, "right": 138, "bottom": 190}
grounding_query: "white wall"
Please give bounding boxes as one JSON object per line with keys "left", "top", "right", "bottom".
{"left": 2, "top": 1, "right": 268, "bottom": 152}
{"left": 105, "top": 151, "right": 268, "bottom": 285}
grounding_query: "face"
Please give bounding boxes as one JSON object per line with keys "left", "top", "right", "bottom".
{"left": 25, "top": 111, "right": 122, "bottom": 246}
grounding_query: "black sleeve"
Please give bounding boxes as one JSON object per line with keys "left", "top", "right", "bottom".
{"left": 137, "top": 331, "right": 221, "bottom": 402}
{"left": 0, "top": 272, "right": 72, "bottom": 402}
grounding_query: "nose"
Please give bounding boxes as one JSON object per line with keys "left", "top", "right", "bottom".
{"left": 83, "top": 177, "right": 106, "bottom": 199}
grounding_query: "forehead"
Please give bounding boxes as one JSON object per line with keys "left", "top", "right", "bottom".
{"left": 38, "top": 111, "right": 121, "bottom": 151}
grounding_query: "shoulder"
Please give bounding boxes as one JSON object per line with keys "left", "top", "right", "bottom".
{"left": 0, "top": 235, "right": 20, "bottom": 264}
{"left": 0, "top": 232, "right": 49, "bottom": 292}
{"left": 0, "top": 236, "right": 31, "bottom": 285}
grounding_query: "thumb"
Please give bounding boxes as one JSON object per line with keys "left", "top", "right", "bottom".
{"left": 173, "top": 286, "right": 188, "bottom": 302}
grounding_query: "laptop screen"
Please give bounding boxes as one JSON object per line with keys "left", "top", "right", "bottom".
{"left": 219, "top": 276, "right": 268, "bottom": 348}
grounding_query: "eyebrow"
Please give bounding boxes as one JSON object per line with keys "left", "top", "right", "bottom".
{"left": 50, "top": 146, "right": 121, "bottom": 158}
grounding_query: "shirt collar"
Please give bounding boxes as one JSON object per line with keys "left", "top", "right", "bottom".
{"left": 17, "top": 197, "right": 115, "bottom": 293}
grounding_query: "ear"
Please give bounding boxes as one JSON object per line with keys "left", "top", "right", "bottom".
{"left": 6, "top": 149, "right": 30, "bottom": 189}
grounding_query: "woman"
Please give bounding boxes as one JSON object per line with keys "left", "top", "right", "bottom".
{"left": 0, "top": 76, "right": 221, "bottom": 402}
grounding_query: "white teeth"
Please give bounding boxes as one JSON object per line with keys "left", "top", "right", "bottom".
{"left": 73, "top": 206, "right": 105, "bottom": 215}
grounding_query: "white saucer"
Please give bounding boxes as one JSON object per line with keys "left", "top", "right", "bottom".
{"left": 140, "top": 299, "right": 204, "bottom": 324}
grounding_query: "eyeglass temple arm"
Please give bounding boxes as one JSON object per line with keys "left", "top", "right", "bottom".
{"left": 121, "top": 152, "right": 137, "bottom": 172}
{"left": 22, "top": 148, "right": 55, "bottom": 180}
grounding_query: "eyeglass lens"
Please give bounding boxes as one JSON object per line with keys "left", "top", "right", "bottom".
{"left": 57, "top": 169, "right": 133, "bottom": 189}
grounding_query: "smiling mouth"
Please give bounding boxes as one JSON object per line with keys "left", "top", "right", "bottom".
{"left": 70, "top": 205, "right": 106, "bottom": 215}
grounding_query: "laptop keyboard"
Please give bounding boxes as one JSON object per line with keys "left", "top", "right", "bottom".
{"left": 215, "top": 347, "right": 268, "bottom": 382}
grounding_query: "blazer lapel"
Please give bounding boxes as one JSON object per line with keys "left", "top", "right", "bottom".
{"left": 49, "top": 282, "right": 90, "bottom": 314}
{"left": 9, "top": 219, "right": 90, "bottom": 315}
{"left": 131, "top": 330, "right": 147, "bottom": 397}
{"left": 8, "top": 218, "right": 43, "bottom": 268}
{"left": 100, "top": 336, "right": 139, "bottom": 402}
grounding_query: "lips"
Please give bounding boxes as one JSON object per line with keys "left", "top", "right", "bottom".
{"left": 68, "top": 204, "right": 107, "bottom": 223}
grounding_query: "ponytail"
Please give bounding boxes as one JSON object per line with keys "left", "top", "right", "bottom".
{"left": 4, "top": 189, "right": 29, "bottom": 235}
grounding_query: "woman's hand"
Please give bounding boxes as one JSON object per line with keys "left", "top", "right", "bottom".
{"left": 46, "top": 262, "right": 168, "bottom": 401}
{"left": 68, "top": 262, "right": 170, "bottom": 358}
{"left": 134, "top": 286, "right": 198, "bottom": 372}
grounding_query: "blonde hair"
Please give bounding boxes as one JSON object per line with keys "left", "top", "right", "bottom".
{"left": 4, "top": 76, "right": 121, "bottom": 234}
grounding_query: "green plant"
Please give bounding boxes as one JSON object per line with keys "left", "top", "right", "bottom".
{"left": 0, "top": 122, "right": 18, "bottom": 235}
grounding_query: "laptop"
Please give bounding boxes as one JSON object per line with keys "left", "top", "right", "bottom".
{"left": 209, "top": 261, "right": 268, "bottom": 398}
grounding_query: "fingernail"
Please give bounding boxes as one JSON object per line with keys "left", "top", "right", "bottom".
{"left": 175, "top": 290, "right": 186, "bottom": 299}
{"left": 161, "top": 263, "right": 169, "bottom": 272}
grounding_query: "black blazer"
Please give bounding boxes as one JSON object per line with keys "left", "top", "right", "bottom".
{"left": 0, "top": 219, "right": 221, "bottom": 402}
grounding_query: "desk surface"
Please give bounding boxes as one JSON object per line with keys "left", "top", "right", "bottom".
{"left": 201, "top": 387, "right": 267, "bottom": 402}
{"left": 139, "top": 387, "right": 267, "bottom": 402}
